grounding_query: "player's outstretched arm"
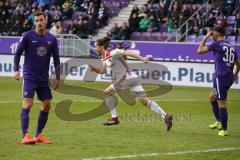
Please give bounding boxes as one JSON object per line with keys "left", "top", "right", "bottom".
{"left": 197, "top": 30, "right": 213, "bottom": 54}
{"left": 233, "top": 59, "right": 240, "bottom": 81}
{"left": 123, "top": 51, "right": 149, "bottom": 64}
{"left": 89, "top": 65, "right": 107, "bottom": 74}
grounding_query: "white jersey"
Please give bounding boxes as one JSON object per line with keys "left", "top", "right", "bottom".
{"left": 102, "top": 48, "right": 130, "bottom": 85}
{"left": 102, "top": 48, "right": 145, "bottom": 97}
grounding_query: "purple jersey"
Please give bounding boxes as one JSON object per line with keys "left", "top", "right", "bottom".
{"left": 208, "top": 40, "right": 238, "bottom": 77}
{"left": 14, "top": 30, "right": 60, "bottom": 81}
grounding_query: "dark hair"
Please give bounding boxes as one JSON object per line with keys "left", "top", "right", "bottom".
{"left": 117, "top": 42, "right": 123, "bottom": 49}
{"left": 213, "top": 26, "right": 225, "bottom": 36}
{"left": 34, "top": 11, "right": 46, "bottom": 18}
{"left": 96, "top": 37, "right": 110, "bottom": 49}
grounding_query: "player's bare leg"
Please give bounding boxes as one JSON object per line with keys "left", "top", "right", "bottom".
{"left": 103, "top": 86, "right": 119, "bottom": 126}
{"left": 217, "top": 99, "right": 228, "bottom": 136}
{"left": 208, "top": 90, "right": 222, "bottom": 130}
{"left": 34, "top": 99, "right": 52, "bottom": 144}
{"left": 21, "top": 98, "right": 35, "bottom": 144}
{"left": 139, "top": 96, "right": 173, "bottom": 131}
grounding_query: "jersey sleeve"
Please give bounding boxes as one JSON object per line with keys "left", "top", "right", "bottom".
{"left": 234, "top": 47, "right": 238, "bottom": 61}
{"left": 13, "top": 33, "right": 28, "bottom": 71}
{"left": 110, "top": 48, "right": 125, "bottom": 57}
{"left": 102, "top": 60, "right": 108, "bottom": 68}
{"left": 207, "top": 41, "right": 217, "bottom": 52}
{"left": 52, "top": 37, "right": 60, "bottom": 80}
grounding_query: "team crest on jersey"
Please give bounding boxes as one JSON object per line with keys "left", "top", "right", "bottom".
{"left": 24, "top": 91, "right": 28, "bottom": 96}
{"left": 48, "top": 41, "right": 52, "bottom": 45}
{"left": 37, "top": 46, "right": 47, "bottom": 56}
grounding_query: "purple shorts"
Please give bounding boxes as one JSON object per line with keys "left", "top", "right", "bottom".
{"left": 22, "top": 79, "right": 52, "bottom": 101}
{"left": 213, "top": 75, "right": 233, "bottom": 100}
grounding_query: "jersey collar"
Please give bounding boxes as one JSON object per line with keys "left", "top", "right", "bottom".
{"left": 102, "top": 49, "right": 111, "bottom": 61}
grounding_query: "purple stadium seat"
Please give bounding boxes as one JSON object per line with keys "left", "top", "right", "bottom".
{"left": 225, "top": 26, "right": 233, "bottom": 35}
{"left": 187, "top": 35, "right": 196, "bottom": 42}
{"left": 112, "top": 1, "right": 120, "bottom": 8}
{"left": 152, "top": 3, "right": 160, "bottom": 10}
{"left": 236, "top": 36, "right": 240, "bottom": 44}
{"left": 206, "top": 36, "right": 213, "bottom": 44}
{"left": 196, "top": 35, "right": 204, "bottom": 43}
{"left": 108, "top": 7, "right": 120, "bottom": 17}
{"left": 71, "top": 11, "right": 82, "bottom": 21}
{"left": 151, "top": 32, "right": 161, "bottom": 41}
{"left": 227, "top": 16, "right": 235, "bottom": 25}
{"left": 195, "top": 4, "right": 201, "bottom": 9}
{"left": 167, "top": 36, "right": 177, "bottom": 42}
{"left": 162, "top": 32, "right": 172, "bottom": 37}
{"left": 120, "top": 0, "right": 128, "bottom": 7}
{"left": 201, "top": 4, "right": 211, "bottom": 13}
{"left": 107, "top": 7, "right": 114, "bottom": 17}
{"left": 48, "top": 10, "right": 61, "bottom": 19}
{"left": 159, "top": 34, "right": 168, "bottom": 41}
{"left": 62, "top": 20, "right": 73, "bottom": 34}
{"left": 226, "top": 36, "right": 236, "bottom": 44}
{"left": 113, "top": 7, "right": 120, "bottom": 16}
{"left": 103, "top": 1, "right": 111, "bottom": 8}
{"left": 140, "top": 32, "right": 152, "bottom": 41}
{"left": 130, "top": 32, "right": 141, "bottom": 40}
{"left": 160, "top": 24, "right": 168, "bottom": 33}
{"left": 102, "top": 0, "right": 111, "bottom": 4}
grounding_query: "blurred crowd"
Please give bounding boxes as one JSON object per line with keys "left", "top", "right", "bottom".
{"left": 0, "top": 0, "right": 108, "bottom": 38}
{"left": 188, "top": 0, "right": 240, "bottom": 37}
{"left": 1, "top": 0, "right": 240, "bottom": 40}
{"left": 107, "top": 0, "right": 240, "bottom": 40}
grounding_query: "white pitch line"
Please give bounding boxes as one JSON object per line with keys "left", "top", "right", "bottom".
{"left": 82, "top": 147, "right": 240, "bottom": 160}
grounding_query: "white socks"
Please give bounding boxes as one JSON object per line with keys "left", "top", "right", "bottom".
{"left": 105, "top": 96, "right": 166, "bottom": 119}
{"left": 148, "top": 100, "right": 166, "bottom": 119}
{"left": 105, "top": 96, "right": 118, "bottom": 118}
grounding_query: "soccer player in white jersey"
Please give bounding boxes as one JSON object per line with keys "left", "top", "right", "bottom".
{"left": 89, "top": 37, "right": 173, "bottom": 131}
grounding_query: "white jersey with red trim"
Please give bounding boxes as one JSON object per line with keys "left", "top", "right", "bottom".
{"left": 102, "top": 48, "right": 130, "bottom": 84}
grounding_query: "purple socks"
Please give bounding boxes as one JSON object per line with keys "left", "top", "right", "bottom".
{"left": 211, "top": 101, "right": 220, "bottom": 122}
{"left": 20, "top": 108, "right": 30, "bottom": 137}
{"left": 35, "top": 110, "right": 49, "bottom": 137}
{"left": 219, "top": 107, "right": 228, "bottom": 131}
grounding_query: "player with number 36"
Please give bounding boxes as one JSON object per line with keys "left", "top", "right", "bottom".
{"left": 197, "top": 26, "right": 240, "bottom": 136}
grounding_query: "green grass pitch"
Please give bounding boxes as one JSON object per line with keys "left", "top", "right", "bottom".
{"left": 0, "top": 77, "right": 239, "bottom": 160}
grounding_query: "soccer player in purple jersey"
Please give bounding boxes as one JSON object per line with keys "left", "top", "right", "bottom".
{"left": 197, "top": 26, "right": 240, "bottom": 136}
{"left": 13, "top": 12, "right": 60, "bottom": 144}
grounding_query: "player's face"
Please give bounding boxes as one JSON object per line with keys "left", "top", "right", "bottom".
{"left": 34, "top": 15, "right": 47, "bottom": 31}
{"left": 95, "top": 42, "right": 104, "bottom": 57}
{"left": 212, "top": 31, "right": 218, "bottom": 41}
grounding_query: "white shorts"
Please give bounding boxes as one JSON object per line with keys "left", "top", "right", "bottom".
{"left": 110, "top": 73, "right": 146, "bottom": 98}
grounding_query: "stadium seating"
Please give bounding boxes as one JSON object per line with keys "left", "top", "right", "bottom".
{"left": 227, "top": 16, "right": 235, "bottom": 25}
{"left": 62, "top": 20, "right": 73, "bottom": 34}
{"left": 186, "top": 35, "right": 197, "bottom": 43}
{"left": 1, "top": 0, "right": 240, "bottom": 43}
{"left": 226, "top": 36, "right": 236, "bottom": 44}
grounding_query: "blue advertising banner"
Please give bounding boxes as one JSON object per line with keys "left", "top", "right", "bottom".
{"left": 0, "top": 37, "right": 19, "bottom": 55}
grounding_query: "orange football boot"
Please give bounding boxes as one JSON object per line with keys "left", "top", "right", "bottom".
{"left": 21, "top": 133, "right": 35, "bottom": 145}
{"left": 34, "top": 135, "right": 52, "bottom": 144}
